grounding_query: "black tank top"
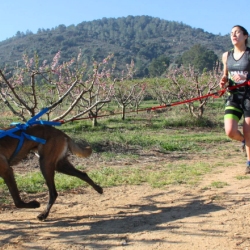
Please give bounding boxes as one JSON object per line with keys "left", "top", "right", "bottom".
{"left": 227, "top": 47, "right": 250, "bottom": 95}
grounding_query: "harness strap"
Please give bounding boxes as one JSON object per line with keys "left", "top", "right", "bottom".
{"left": 0, "top": 108, "right": 61, "bottom": 162}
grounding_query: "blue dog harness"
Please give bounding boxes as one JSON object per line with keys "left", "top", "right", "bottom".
{"left": 0, "top": 108, "right": 61, "bottom": 160}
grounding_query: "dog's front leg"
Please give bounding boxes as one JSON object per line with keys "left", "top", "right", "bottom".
{"left": 0, "top": 164, "right": 40, "bottom": 209}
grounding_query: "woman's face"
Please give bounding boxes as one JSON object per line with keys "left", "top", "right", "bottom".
{"left": 230, "top": 26, "right": 247, "bottom": 46}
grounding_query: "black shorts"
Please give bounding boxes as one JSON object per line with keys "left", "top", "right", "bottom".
{"left": 225, "top": 93, "right": 250, "bottom": 121}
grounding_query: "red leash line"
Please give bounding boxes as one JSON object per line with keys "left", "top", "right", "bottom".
{"left": 56, "top": 80, "right": 250, "bottom": 123}
{"left": 143, "top": 80, "right": 250, "bottom": 111}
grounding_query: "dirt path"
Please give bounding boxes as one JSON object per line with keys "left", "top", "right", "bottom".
{"left": 1, "top": 147, "right": 250, "bottom": 249}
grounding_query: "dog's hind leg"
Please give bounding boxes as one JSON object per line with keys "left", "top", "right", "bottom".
{"left": 37, "top": 157, "right": 58, "bottom": 221}
{"left": 0, "top": 158, "right": 40, "bottom": 209}
{"left": 56, "top": 159, "right": 103, "bottom": 194}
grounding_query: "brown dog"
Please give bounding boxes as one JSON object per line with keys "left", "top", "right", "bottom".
{"left": 0, "top": 124, "right": 103, "bottom": 221}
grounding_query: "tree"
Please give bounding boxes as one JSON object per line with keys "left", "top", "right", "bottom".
{"left": 130, "top": 82, "right": 147, "bottom": 113}
{"left": 166, "top": 64, "right": 222, "bottom": 118}
{"left": 181, "top": 44, "right": 218, "bottom": 72}
{"left": 149, "top": 64, "right": 222, "bottom": 118}
{"left": 148, "top": 55, "right": 170, "bottom": 77}
{"left": 113, "top": 81, "right": 145, "bottom": 120}
{"left": 0, "top": 52, "right": 114, "bottom": 124}
{"left": 112, "top": 60, "right": 141, "bottom": 120}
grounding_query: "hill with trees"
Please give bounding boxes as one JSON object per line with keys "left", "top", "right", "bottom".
{"left": 0, "top": 15, "right": 232, "bottom": 77}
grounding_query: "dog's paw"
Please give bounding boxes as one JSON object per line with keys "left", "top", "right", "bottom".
{"left": 95, "top": 185, "right": 103, "bottom": 194}
{"left": 37, "top": 211, "right": 48, "bottom": 221}
{"left": 29, "top": 200, "right": 40, "bottom": 208}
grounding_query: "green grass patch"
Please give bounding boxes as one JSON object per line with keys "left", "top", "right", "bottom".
{"left": 236, "top": 175, "right": 250, "bottom": 180}
{"left": 0, "top": 102, "right": 229, "bottom": 200}
{"left": 0, "top": 161, "right": 215, "bottom": 194}
{"left": 210, "top": 181, "right": 228, "bottom": 188}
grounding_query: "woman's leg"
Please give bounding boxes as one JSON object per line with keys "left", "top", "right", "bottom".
{"left": 224, "top": 118, "right": 244, "bottom": 142}
{"left": 243, "top": 118, "right": 250, "bottom": 173}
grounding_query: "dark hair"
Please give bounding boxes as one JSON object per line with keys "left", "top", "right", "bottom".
{"left": 232, "top": 25, "right": 249, "bottom": 46}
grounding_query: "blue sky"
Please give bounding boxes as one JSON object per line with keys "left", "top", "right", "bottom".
{"left": 0, "top": 0, "right": 249, "bottom": 42}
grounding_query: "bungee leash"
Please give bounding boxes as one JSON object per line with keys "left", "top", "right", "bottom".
{"left": 1, "top": 80, "right": 250, "bottom": 151}
{"left": 0, "top": 80, "right": 249, "bottom": 162}
{"left": 60, "top": 80, "right": 250, "bottom": 122}
{"left": 145, "top": 80, "right": 250, "bottom": 112}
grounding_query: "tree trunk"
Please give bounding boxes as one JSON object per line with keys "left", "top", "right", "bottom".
{"left": 92, "top": 117, "right": 98, "bottom": 127}
{"left": 122, "top": 105, "right": 126, "bottom": 120}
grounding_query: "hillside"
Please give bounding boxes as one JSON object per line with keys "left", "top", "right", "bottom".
{"left": 0, "top": 15, "right": 232, "bottom": 77}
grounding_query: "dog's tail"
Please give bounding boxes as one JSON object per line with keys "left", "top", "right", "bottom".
{"left": 67, "top": 138, "right": 92, "bottom": 158}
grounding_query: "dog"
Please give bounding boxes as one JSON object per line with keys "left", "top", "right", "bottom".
{"left": 0, "top": 124, "right": 103, "bottom": 221}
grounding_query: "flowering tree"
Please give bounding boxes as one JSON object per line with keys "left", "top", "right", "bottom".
{"left": 0, "top": 51, "right": 114, "bottom": 123}
{"left": 79, "top": 59, "right": 115, "bottom": 127}
{"left": 130, "top": 82, "right": 147, "bottom": 113}
{"left": 113, "top": 81, "right": 146, "bottom": 120}
{"left": 112, "top": 60, "right": 146, "bottom": 119}
{"left": 149, "top": 64, "right": 222, "bottom": 118}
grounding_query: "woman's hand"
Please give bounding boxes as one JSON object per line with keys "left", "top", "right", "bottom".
{"left": 219, "top": 75, "right": 228, "bottom": 88}
{"left": 232, "top": 73, "right": 247, "bottom": 82}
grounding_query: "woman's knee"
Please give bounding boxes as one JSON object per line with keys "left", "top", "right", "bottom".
{"left": 225, "top": 129, "right": 234, "bottom": 138}
{"left": 225, "top": 127, "right": 238, "bottom": 139}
